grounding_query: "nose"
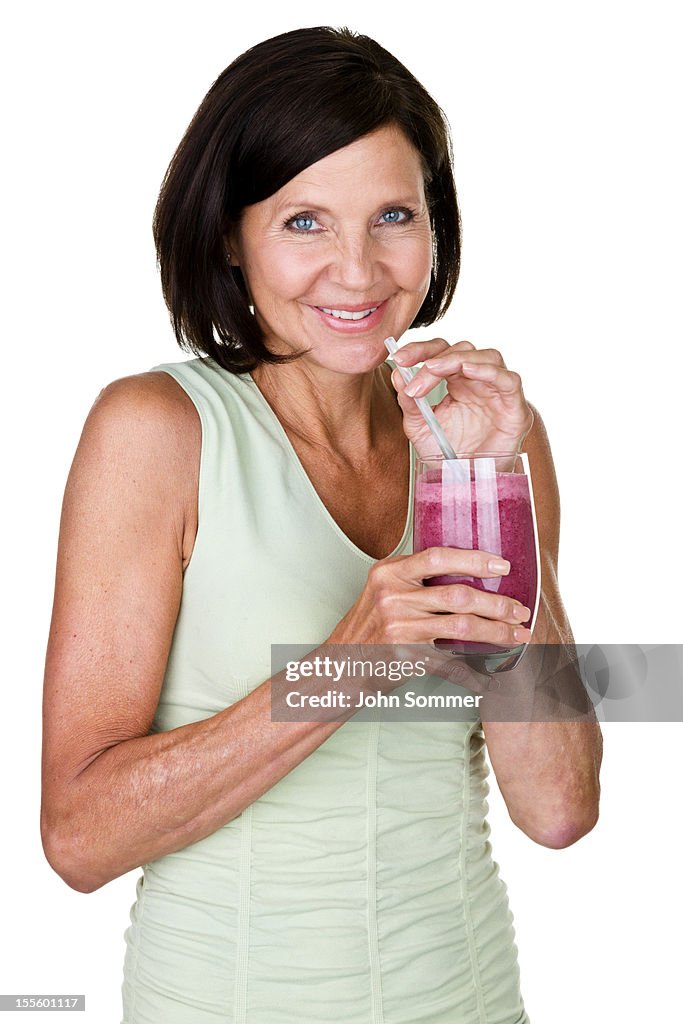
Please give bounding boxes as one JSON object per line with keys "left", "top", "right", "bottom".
{"left": 328, "top": 231, "right": 382, "bottom": 292}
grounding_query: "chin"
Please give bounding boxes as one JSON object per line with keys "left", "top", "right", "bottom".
{"left": 309, "top": 339, "right": 394, "bottom": 375}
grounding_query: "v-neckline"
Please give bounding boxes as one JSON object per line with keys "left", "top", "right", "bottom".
{"left": 242, "top": 369, "right": 414, "bottom": 564}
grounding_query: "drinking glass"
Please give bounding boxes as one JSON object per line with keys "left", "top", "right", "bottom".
{"left": 413, "top": 452, "right": 541, "bottom": 673}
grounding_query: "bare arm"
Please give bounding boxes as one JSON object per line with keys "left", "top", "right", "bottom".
{"left": 480, "top": 404, "right": 603, "bottom": 848}
{"left": 40, "top": 374, "right": 352, "bottom": 893}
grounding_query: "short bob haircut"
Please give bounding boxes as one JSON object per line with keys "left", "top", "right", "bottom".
{"left": 153, "top": 25, "right": 461, "bottom": 374}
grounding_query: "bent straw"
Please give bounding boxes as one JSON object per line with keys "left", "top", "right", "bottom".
{"left": 383, "top": 336, "right": 458, "bottom": 460}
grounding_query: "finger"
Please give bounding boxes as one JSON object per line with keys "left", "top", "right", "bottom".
{"left": 376, "top": 606, "right": 519, "bottom": 650}
{"left": 406, "top": 361, "right": 523, "bottom": 402}
{"left": 398, "top": 347, "right": 505, "bottom": 400}
{"left": 424, "top": 346, "right": 505, "bottom": 370}
{"left": 419, "top": 583, "right": 531, "bottom": 624}
{"left": 460, "top": 363, "right": 522, "bottom": 398}
{"left": 399, "top": 546, "right": 511, "bottom": 582}
{"left": 390, "top": 369, "right": 450, "bottom": 443}
{"left": 419, "top": 613, "right": 532, "bottom": 648}
{"left": 391, "top": 338, "right": 476, "bottom": 369}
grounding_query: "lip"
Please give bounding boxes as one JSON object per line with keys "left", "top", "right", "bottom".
{"left": 308, "top": 299, "right": 389, "bottom": 332}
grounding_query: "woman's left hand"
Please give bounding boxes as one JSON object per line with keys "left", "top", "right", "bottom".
{"left": 390, "top": 338, "right": 534, "bottom": 458}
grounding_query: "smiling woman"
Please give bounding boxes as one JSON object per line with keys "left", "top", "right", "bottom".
{"left": 225, "top": 124, "right": 434, "bottom": 375}
{"left": 41, "top": 23, "right": 600, "bottom": 1024}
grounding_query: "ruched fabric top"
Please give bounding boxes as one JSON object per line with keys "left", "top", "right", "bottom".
{"left": 121, "top": 356, "right": 530, "bottom": 1024}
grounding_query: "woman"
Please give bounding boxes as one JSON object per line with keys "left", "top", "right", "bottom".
{"left": 41, "top": 26, "right": 602, "bottom": 1024}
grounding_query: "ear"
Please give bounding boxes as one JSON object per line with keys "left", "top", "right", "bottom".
{"left": 223, "top": 225, "right": 241, "bottom": 267}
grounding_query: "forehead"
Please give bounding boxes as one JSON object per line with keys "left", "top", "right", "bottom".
{"left": 270, "top": 125, "right": 426, "bottom": 209}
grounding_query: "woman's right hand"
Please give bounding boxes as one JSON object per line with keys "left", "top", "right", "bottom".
{"left": 327, "top": 547, "right": 532, "bottom": 649}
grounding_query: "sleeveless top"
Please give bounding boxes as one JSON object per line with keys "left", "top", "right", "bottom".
{"left": 120, "top": 355, "right": 530, "bottom": 1024}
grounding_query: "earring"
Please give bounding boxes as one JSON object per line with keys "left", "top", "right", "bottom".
{"left": 226, "top": 251, "right": 232, "bottom": 264}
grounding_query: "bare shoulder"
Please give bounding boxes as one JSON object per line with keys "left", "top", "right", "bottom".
{"left": 89, "top": 369, "right": 200, "bottom": 447}
{"left": 73, "top": 369, "right": 201, "bottom": 569}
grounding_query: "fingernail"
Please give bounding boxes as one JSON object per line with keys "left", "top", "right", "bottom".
{"left": 488, "top": 558, "right": 510, "bottom": 574}
{"left": 405, "top": 381, "right": 420, "bottom": 397}
{"left": 514, "top": 605, "right": 531, "bottom": 621}
{"left": 514, "top": 627, "right": 532, "bottom": 642}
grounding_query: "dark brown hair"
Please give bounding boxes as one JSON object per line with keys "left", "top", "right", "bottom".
{"left": 153, "top": 26, "right": 461, "bottom": 373}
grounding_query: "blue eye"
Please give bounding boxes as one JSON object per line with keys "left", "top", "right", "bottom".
{"left": 380, "top": 208, "right": 414, "bottom": 224}
{"left": 285, "top": 213, "right": 320, "bottom": 233}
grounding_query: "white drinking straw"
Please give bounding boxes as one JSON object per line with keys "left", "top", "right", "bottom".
{"left": 383, "top": 336, "right": 458, "bottom": 460}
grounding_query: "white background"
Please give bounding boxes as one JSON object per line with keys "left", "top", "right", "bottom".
{"left": 2, "top": 1, "right": 680, "bottom": 1021}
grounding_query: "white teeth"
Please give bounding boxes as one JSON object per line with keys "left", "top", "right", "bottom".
{"left": 318, "top": 306, "right": 379, "bottom": 320}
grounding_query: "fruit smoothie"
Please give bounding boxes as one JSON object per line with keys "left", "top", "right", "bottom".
{"left": 414, "top": 467, "right": 538, "bottom": 654}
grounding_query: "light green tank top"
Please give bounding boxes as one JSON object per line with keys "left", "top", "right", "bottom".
{"left": 121, "top": 356, "right": 529, "bottom": 1024}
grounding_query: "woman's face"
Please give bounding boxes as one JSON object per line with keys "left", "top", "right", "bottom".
{"left": 228, "top": 124, "right": 434, "bottom": 376}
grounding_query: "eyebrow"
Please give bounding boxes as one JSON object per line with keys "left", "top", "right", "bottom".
{"left": 275, "top": 196, "right": 424, "bottom": 214}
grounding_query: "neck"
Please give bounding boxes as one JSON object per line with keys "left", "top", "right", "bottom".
{"left": 250, "top": 359, "right": 398, "bottom": 462}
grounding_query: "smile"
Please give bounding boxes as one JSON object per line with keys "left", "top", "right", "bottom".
{"left": 315, "top": 305, "right": 379, "bottom": 320}
{"left": 308, "top": 299, "right": 389, "bottom": 333}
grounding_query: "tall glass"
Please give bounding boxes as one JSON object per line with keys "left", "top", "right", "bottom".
{"left": 413, "top": 452, "right": 541, "bottom": 673}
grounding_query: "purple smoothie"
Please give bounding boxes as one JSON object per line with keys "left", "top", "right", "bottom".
{"left": 414, "top": 468, "right": 538, "bottom": 654}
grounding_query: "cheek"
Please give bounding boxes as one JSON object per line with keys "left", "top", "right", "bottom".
{"left": 252, "top": 245, "right": 321, "bottom": 301}
{"left": 393, "top": 236, "right": 433, "bottom": 290}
